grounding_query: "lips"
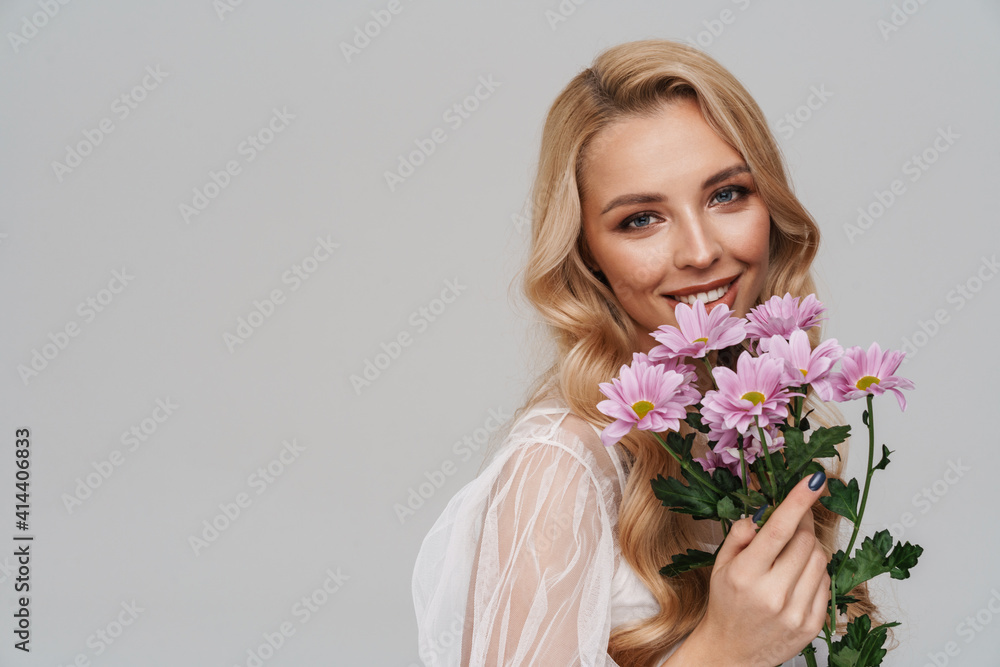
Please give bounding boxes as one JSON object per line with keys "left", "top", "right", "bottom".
{"left": 664, "top": 274, "right": 741, "bottom": 311}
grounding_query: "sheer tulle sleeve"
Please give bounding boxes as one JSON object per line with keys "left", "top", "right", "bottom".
{"left": 413, "top": 412, "right": 625, "bottom": 666}
{"left": 413, "top": 403, "right": 814, "bottom": 667}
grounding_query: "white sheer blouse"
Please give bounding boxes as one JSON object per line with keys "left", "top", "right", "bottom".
{"left": 411, "top": 390, "right": 816, "bottom": 666}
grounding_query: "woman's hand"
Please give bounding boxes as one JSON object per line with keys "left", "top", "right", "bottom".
{"left": 665, "top": 471, "right": 831, "bottom": 667}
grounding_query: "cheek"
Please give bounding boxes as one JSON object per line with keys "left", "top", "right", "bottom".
{"left": 751, "top": 218, "right": 771, "bottom": 261}
{"left": 725, "top": 213, "right": 771, "bottom": 264}
{"left": 732, "top": 214, "right": 772, "bottom": 297}
{"left": 603, "top": 248, "right": 664, "bottom": 303}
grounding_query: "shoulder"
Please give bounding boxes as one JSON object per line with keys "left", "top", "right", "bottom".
{"left": 488, "top": 394, "right": 627, "bottom": 518}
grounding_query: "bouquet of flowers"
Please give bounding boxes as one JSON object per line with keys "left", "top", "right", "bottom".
{"left": 596, "top": 294, "right": 922, "bottom": 667}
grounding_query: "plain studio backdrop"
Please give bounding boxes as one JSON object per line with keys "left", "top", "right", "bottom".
{"left": 1, "top": 1, "right": 997, "bottom": 665}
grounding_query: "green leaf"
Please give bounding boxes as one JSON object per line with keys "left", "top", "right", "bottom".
{"left": 716, "top": 495, "right": 742, "bottom": 521}
{"left": 828, "top": 548, "right": 846, "bottom": 580}
{"left": 834, "top": 593, "right": 860, "bottom": 616}
{"left": 749, "top": 455, "right": 778, "bottom": 501}
{"left": 873, "top": 445, "right": 893, "bottom": 471}
{"left": 684, "top": 409, "right": 710, "bottom": 433}
{"left": 819, "top": 478, "right": 861, "bottom": 523}
{"left": 832, "top": 530, "right": 924, "bottom": 599}
{"left": 780, "top": 425, "right": 847, "bottom": 497}
{"left": 801, "top": 460, "right": 826, "bottom": 478}
{"left": 650, "top": 456, "right": 725, "bottom": 521}
{"left": 829, "top": 614, "right": 900, "bottom": 667}
{"left": 710, "top": 466, "right": 744, "bottom": 494}
{"left": 812, "top": 424, "right": 851, "bottom": 454}
{"left": 666, "top": 431, "right": 697, "bottom": 460}
{"left": 659, "top": 548, "right": 716, "bottom": 577}
{"left": 650, "top": 473, "right": 720, "bottom": 520}
{"left": 732, "top": 489, "right": 768, "bottom": 508}
{"left": 788, "top": 425, "right": 847, "bottom": 468}
{"left": 831, "top": 647, "right": 861, "bottom": 667}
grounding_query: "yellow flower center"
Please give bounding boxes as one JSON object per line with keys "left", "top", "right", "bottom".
{"left": 799, "top": 368, "right": 809, "bottom": 377}
{"left": 693, "top": 337, "right": 708, "bottom": 343}
{"left": 741, "top": 391, "right": 766, "bottom": 405}
{"left": 631, "top": 400, "right": 655, "bottom": 419}
{"left": 856, "top": 375, "right": 881, "bottom": 391}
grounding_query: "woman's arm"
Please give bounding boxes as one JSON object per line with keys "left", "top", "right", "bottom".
{"left": 657, "top": 621, "right": 732, "bottom": 667}
{"left": 466, "top": 439, "right": 622, "bottom": 666}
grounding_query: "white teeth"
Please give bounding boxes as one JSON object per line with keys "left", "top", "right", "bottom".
{"left": 671, "top": 281, "right": 732, "bottom": 306}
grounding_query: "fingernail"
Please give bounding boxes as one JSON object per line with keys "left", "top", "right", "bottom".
{"left": 808, "top": 471, "right": 826, "bottom": 491}
{"left": 752, "top": 504, "right": 768, "bottom": 522}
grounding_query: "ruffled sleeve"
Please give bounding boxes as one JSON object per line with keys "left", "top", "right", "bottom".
{"left": 413, "top": 407, "right": 625, "bottom": 666}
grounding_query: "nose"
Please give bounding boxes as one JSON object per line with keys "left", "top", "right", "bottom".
{"left": 672, "top": 208, "right": 723, "bottom": 270}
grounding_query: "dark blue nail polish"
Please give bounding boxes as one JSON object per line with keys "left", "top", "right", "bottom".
{"left": 808, "top": 471, "right": 826, "bottom": 491}
{"left": 752, "top": 504, "right": 768, "bottom": 522}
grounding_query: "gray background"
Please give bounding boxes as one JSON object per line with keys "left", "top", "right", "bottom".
{"left": 1, "top": 1, "right": 997, "bottom": 665}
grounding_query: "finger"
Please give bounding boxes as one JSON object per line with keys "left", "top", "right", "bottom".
{"left": 713, "top": 516, "right": 757, "bottom": 569}
{"left": 769, "top": 510, "right": 820, "bottom": 593}
{"left": 772, "top": 502, "right": 820, "bottom": 574}
{"left": 782, "top": 546, "right": 830, "bottom": 630}
{"left": 809, "top": 571, "right": 834, "bottom": 634}
{"left": 799, "top": 501, "right": 816, "bottom": 531}
{"left": 743, "top": 471, "right": 827, "bottom": 573}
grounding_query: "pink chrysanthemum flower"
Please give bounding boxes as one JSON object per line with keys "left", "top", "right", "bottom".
{"left": 825, "top": 342, "right": 915, "bottom": 411}
{"left": 597, "top": 357, "right": 697, "bottom": 447}
{"left": 764, "top": 330, "right": 844, "bottom": 388}
{"left": 693, "top": 448, "right": 726, "bottom": 476}
{"left": 639, "top": 351, "right": 701, "bottom": 392}
{"left": 714, "top": 425, "right": 785, "bottom": 478}
{"left": 649, "top": 300, "right": 747, "bottom": 360}
{"left": 745, "top": 293, "right": 826, "bottom": 352}
{"left": 701, "top": 351, "right": 798, "bottom": 434}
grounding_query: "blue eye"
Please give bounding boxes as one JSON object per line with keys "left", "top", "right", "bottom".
{"left": 620, "top": 212, "right": 656, "bottom": 230}
{"left": 630, "top": 213, "right": 653, "bottom": 228}
{"left": 617, "top": 185, "right": 751, "bottom": 231}
{"left": 712, "top": 185, "right": 750, "bottom": 205}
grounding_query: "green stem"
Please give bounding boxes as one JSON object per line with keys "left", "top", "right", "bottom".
{"left": 801, "top": 643, "right": 818, "bottom": 667}
{"left": 830, "top": 394, "right": 877, "bottom": 638}
{"left": 794, "top": 384, "right": 837, "bottom": 650}
{"left": 652, "top": 432, "right": 724, "bottom": 496}
{"left": 700, "top": 356, "right": 717, "bottom": 390}
{"left": 755, "top": 417, "right": 776, "bottom": 501}
{"left": 738, "top": 438, "right": 749, "bottom": 515}
{"left": 829, "top": 575, "right": 836, "bottom": 646}
{"left": 823, "top": 596, "right": 837, "bottom": 655}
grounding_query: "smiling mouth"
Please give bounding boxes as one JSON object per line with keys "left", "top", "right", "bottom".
{"left": 665, "top": 275, "right": 739, "bottom": 307}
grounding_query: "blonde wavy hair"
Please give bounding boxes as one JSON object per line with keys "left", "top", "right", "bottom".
{"left": 508, "top": 39, "right": 890, "bottom": 665}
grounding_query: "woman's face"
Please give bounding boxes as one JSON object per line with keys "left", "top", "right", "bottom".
{"left": 581, "top": 96, "right": 771, "bottom": 354}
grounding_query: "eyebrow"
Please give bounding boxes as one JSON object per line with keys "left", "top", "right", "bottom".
{"left": 599, "top": 164, "right": 751, "bottom": 215}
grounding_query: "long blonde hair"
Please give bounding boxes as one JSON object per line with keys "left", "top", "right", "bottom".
{"left": 510, "top": 39, "right": 888, "bottom": 665}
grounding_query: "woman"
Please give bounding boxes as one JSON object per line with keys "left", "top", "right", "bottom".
{"left": 412, "top": 39, "right": 884, "bottom": 666}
